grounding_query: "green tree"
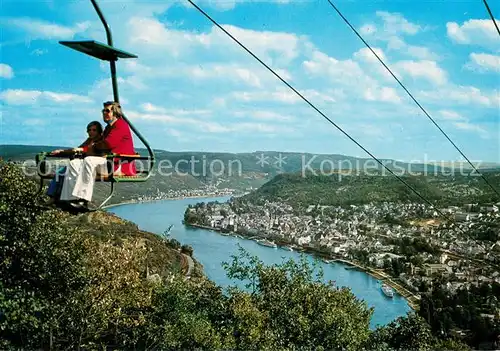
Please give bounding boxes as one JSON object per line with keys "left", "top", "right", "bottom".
{"left": 222, "top": 246, "right": 374, "bottom": 350}
{"left": 368, "top": 313, "right": 438, "bottom": 350}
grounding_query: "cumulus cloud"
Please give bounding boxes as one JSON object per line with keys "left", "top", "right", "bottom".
{"left": 464, "top": 53, "right": 500, "bottom": 73}
{"left": 453, "top": 121, "right": 488, "bottom": 136}
{"left": 127, "top": 108, "right": 293, "bottom": 134}
{"left": 2, "top": 4, "right": 497, "bottom": 155}
{"left": 352, "top": 47, "right": 401, "bottom": 82}
{"left": 360, "top": 24, "right": 377, "bottom": 36}
{"left": 231, "top": 89, "right": 300, "bottom": 104}
{"left": 375, "top": 11, "right": 422, "bottom": 35}
{"left": 2, "top": 17, "right": 90, "bottom": 39}
{"left": 303, "top": 50, "right": 366, "bottom": 85}
{"left": 386, "top": 36, "right": 440, "bottom": 60}
{"left": 126, "top": 17, "right": 303, "bottom": 65}
{"left": 447, "top": 19, "right": 500, "bottom": 50}
{"left": 438, "top": 110, "right": 465, "bottom": 121}
{"left": 363, "top": 87, "right": 401, "bottom": 104}
{"left": 394, "top": 60, "right": 447, "bottom": 85}
{"left": 435, "top": 110, "right": 487, "bottom": 137}
{"left": 0, "top": 63, "right": 14, "bottom": 79}
{"left": 419, "top": 85, "right": 498, "bottom": 108}
{"left": 0, "top": 89, "right": 92, "bottom": 105}
{"left": 247, "top": 111, "right": 294, "bottom": 121}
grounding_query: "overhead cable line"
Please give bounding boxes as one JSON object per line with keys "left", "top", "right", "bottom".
{"left": 325, "top": 0, "right": 500, "bottom": 198}
{"left": 482, "top": 0, "right": 500, "bottom": 36}
{"left": 186, "top": 0, "right": 447, "bottom": 217}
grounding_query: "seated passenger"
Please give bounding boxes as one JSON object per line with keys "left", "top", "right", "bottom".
{"left": 59, "top": 101, "right": 136, "bottom": 208}
{"left": 46, "top": 121, "right": 104, "bottom": 202}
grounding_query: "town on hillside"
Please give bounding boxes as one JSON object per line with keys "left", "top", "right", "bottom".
{"left": 184, "top": 198, "right": 500, "bottom": 321}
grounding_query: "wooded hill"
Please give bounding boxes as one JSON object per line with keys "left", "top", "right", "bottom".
{"left": 239, "top": 172, "right": 500, "bottom": 209}
{"left": 2, "top": 144, "right": 499, "bottom": 206}
{"left": 1, "top": 161, "right": 471, "bottom": 350}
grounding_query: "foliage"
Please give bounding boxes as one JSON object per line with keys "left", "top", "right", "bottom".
{"left": 0, "top": 162, "right": 476, "bottom": 349}
{"left": 419, "top": 280, "right": 500, "bottom": 348}
{"left": 239, "top": 172, "right": 499, "bottom": 208}
{"left": 222, "top": 246, "right": 374, "bottom": 350}
{"left": 181, "top": 244, "right": 194, "bottom": 256}
{"left": 0, "top": 162, "right": 89, "bottom": 348}
{"left": 368, "top": 313, "right": 470, "bottom": 351}
{"left": 0, "top": 163, "right": 163, "bottom": 348}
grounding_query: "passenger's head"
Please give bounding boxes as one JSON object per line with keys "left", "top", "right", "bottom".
{"left": 102, "top": 101, "right": 122, "bottom": 124}
{"left": 86, "top": 121, "right": 103, "bottom": 139}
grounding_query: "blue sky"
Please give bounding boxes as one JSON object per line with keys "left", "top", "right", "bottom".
{"left": 0, "top": 0, "right": 499, "bottom": 163}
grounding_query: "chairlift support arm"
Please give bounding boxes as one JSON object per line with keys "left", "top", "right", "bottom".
{"left": 90, "top": 0, "right": 118, "bottom": 102}
{"left": 58, "top": 0, "right": 155, "bottom": 175}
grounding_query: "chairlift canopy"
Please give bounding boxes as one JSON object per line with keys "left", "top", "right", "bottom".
{"left": 59, "top": 40, "right": 138, "bottom": 61}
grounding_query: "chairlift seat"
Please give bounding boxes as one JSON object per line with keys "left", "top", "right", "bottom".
{"left": 36, "top": 151, "right": 152, "bottom": 183}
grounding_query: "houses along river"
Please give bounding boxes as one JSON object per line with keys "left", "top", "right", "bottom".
{"left": 107, "top": 196, "right": 411, "bottom": 329}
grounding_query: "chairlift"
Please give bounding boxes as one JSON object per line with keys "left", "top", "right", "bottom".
{"left": 35, "top": 0, "right": 155, "bottom": 209}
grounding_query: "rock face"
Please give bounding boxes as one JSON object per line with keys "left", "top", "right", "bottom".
{"left": 61, "top": 210, "right": 203, "bottom": 279}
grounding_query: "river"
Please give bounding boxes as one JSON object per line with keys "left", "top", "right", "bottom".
{"left": 107, "top": 195, "right": 411, "bottom": 329}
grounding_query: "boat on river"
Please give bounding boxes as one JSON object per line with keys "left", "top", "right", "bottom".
{"left": 256, "top": 239, "right": 277, "bottom": 248}
{"left": 381, "top": 283, "right": 394, "bottom": 298}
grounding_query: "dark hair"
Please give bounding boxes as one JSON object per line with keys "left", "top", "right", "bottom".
{"left": 87, "top": 121, "right": 103, "bottom": 134}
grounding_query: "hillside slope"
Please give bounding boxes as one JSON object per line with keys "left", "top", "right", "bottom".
{"left": 3, "top": 144, "right": 499, "bottom": 207}
{"left": 240, "top": 172, "right": 500, "bottom": 208}
{"left": 0, "top": 161, "right": 471, "bottom": 350}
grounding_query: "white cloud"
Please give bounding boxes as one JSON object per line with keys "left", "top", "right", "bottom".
{"left": 128, "top": 109, "right": 292, "bottom": 134}
{"left": 395, "top": 60, "right": 447, "bottom": 85}
{"left": 387, "top": 36, "right": 439, "bottom": 60}
{"left": 439, "top": 110, "right": 465, "bottom": 121}
{"left": 235, "top": 110, "right": 294, "bottom": 122}
{"left": 123, "top": 60, "right": 283, "bottom": 87}
{"left": 358, "top": 12, "right": 438, "bottom": 60}
{"left": 376, "top": 11, "right": 422, "bottom": 35}
{"left": 141, "top": 102, "right": 167, "bottom": 114}
{"left": 420, "top": 85, "right": 498, "bottom": 108}
{"left": 465, "top": 53, "right": 500, "bottom": 73}
{"left": 126, "top": 17, "right": 303, "bottom": 65}
{"left": 229, "top": 87, "right": 341, "bottom": 107}
{"left": 303, "top": 50, "right": 366, "bottom": 85}
{"left": 140, "top": 103, "right": 212, "bottom": 118}
{"left": 353, "top": 47, "right": 387, "bottom": 63}
{"left": 3, "top": 17, "right": 90, "bottom": 39}
{"left": 0, "top": 89, "right": 92, "bottom": 105}
{"left": 435, "top": 110, "right": 488, "bottom": 138}
{"left": 447, "top": 19, "right": 500, "bottom": 50}
{"left": 194, "top": 0, "right": 291, "bottom": 11}
{"left": 363, "top": 86, "right": 401, "bottom": 104}
{"left": 220, "top": 24, "right": 301, "bottom": 63}
{"left": 360, "top": 24, "right": 377, "bottom": 36}
{"left": 0, "top": 63, "right": 14, "bottom": 79}
{"left": 352, "top": 47, "right": 400, "bottom": 82}
{"left": 30, "top": 48, "right": 47, "bottom": 56}
{"left": 453, "top": 121, "right": 488, "bottom": 137}
{"left": 232, "top": 89, "right": 300, "bottom": 104}
{"left": 185, "top": 63, "right": 291, "bottom": 87}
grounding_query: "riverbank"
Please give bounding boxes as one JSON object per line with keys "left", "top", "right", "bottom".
{"left": 185, "top": 222, "right": 420, "bottom": 310}
{"left": 102, "top": 193, "right": 236, "bottom": 210}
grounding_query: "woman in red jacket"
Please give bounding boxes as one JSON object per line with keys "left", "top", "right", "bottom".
{"left": 59, "top": 101, "right": 136, "bottom": 208}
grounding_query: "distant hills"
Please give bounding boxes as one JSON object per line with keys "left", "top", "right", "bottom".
{"left": 3, "top": 144, "right": 499, "bottom": 175}
{"left": 239, "top": 171, "right": 500, "bottom": 209}
{"left": 2, "top": 144, "right": 499, "bottom": 206}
